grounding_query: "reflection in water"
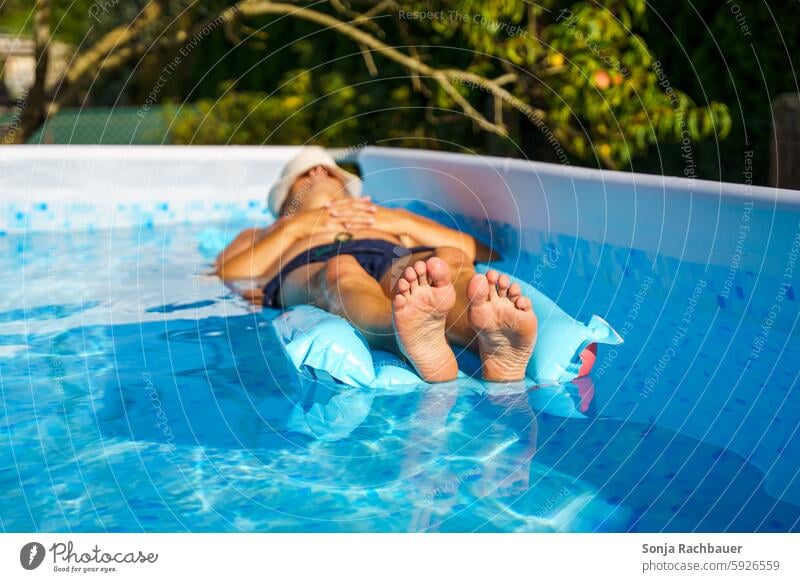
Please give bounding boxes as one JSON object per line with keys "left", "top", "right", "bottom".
{"left": 273, "top": 364, "right": 619, "bottom": 531}
{"left": 3, "top": 224, "right": 798, "bottom": 532}
{"left": 399, "top": 382, "right": 539, "bottom": 532}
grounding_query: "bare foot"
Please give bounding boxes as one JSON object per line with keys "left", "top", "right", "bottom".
{"left": 467, "top": 270, "right": 537, "bottom": 382}
{"left": 392, "top": 257, "right": 458, "bottom": 382}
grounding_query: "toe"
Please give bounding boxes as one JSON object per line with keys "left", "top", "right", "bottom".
{"left": 393, "top": 293, "right": 408, "bottom": 309}
{"left": 497, "top": 274, "right": 510, "bottom": 297}
{"left": 426, "top": 257, "right": 452, "bottom": 288}
{"left": 508, "top": 283, "right": 522, "bottom": 298}
{"left": 486, "top": 270, "right": 499, "bottom": 298}
{"left": 467, "top": 274, "right": 490, "bottom": 305}
{"left": 404, "top": 265, "right": 419, "bottom": 288}
{"left": 515, "top": 296, "right": 532, "bottom": 311}
{"left": 414, "top": 260, "right": 428, "bottom": 286}
{"left": 396, "top": 277, "right": 411, "bottom": 295}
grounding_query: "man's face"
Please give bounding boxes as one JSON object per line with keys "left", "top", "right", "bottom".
{"left": 282, "top": 165, "right": 347, "bottom": 216}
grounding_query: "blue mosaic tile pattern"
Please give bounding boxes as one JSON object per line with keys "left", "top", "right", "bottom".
{"left": 0, "top": 211, "right": 797, "bottom": 532}
{"left": 0, "top": 198, "right": 270, "bottom": 234}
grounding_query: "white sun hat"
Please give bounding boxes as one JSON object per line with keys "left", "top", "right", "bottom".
{"left": 267, "top": 145, "right": 363, "bottom": 216}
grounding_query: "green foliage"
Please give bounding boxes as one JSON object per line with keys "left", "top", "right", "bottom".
{"left": 167, "top": 69, "right": 426, "bottom": 146}
{"left": 5, "top": 1, "right": 742, "bottom": 175}
{"left": 167, "top": 72, "right": 320, "bottom": 145}
{"left": 0, "top": 0, "right": 146, "bottom": 44}
{"left": 538, "top": 1, "right": 730, "bottom": 167}
{"left": 168, "top": 0, "right": 731, "bottom": 171}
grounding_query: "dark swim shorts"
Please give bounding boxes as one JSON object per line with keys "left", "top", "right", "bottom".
{"left": 262, "top": 238, "right": 435, "bottom": 308}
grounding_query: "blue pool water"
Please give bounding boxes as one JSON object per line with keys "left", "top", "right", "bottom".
{"left": 1, "top": 221, "right": 798, "bottom": 532}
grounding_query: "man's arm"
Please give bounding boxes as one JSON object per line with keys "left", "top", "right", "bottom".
{"left": 215, "top": 219, "right": 301, "bottom": 281}
{"left": 216, "top": 198, "right": 378, "bottom": 280}
{"left": 385, "top": 208, "right": 497, "bottom": 262}
{"left": 216, "top": 227, "right": 269, "bottom": 267}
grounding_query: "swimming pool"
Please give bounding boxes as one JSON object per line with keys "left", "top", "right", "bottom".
{"left": 0, "top": 146, "right": 798, "bottom": 532}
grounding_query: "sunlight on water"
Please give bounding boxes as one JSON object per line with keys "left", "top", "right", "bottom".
{"left": 0, "top": 223, "right": 798, "bottom": 532}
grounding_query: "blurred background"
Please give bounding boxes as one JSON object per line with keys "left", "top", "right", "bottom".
{"left": 1, "top": 0, "right": 798, "bottom": 188}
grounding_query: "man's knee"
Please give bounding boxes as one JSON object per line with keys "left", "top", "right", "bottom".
{"left": 323, "top": 255, "right": 362, "bottom": 288}
{"left": 317, "top": 255, "right": 374, "bottom": 314}
{"left": 309, "top": 257, "right": 354, "bottom": 313}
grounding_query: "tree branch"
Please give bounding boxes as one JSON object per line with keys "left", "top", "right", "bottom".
{"left": 54, "top": 2, "right": 238, "bottom": 112}
{"left": 7, "top": 0, "right": 51, "bottom": 144}
{"left": 358, "top": 43, "right": 378, "bottom": 76}
{"left": 16, "top": 0, "right": 549, "bottom": 144}
{"left": 64, "top": 1, "right": 162, "bottom": 88}
{"left": 435, "top": 74, "right": 506, "bottom": 136}
{"left": 329, "top": 0, "right": 390, "bottom": 38}
{"left": 234, "top": 0, "right": 549, "bottom": 137}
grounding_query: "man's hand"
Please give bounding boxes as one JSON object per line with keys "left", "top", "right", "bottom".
{"left": 367, "top": 204, "right": 414, "bottom": 232}
{"left": 368, "top": 203, "right": 493, "bottom": 262}
{"left": 218, "top": 197, "right": 382, "bottom": 281}
{"left": 288, "top": 197, "right": 377, "bottom": 238}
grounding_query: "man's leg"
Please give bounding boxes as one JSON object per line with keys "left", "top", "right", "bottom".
{"left": 279, "top": 247, "right": 537, "bottom": 383}
{"left": 390, "top": 256, "right": 459, "bottom": 382}
{"left": 381, "top": 246, "right": 477, "bottom": 349}
{"left": 383, "top": 246, "right": 538, "bottom": 382}
{"left": 279, "top": 255, "right": 398, "bottom": 353}
{"left": 281, "top": 254, "right": 459, "bottom": 382}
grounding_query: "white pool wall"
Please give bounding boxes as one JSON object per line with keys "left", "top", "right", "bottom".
{"left": 3, "top": 144, "right": 799, "bottom": 276}
{"left": 0, "top": 146, "right": 295, "bottom": 232}
{"left": 357, "top": 147, "right": 800, "bottom": 274}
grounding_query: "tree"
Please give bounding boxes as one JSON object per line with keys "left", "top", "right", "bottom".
{"left": 3, "top": 0, "right": 730, "bottom": 171}
{"left": 15, "top": 0, "right": 51, "bottom": 142}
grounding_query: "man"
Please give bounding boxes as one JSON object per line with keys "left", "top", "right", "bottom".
{"left": 217, "top": 146, "right": 536, "bottom": 383}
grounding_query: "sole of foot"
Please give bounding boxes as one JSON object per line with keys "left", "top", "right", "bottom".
{"left": 392, "top": 257, "right": 459, "bottom": 382}
{"left": 467, "top": 270, "right": 537, "bottom": 382}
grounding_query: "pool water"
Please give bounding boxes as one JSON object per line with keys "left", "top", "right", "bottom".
{"left": 1, "top": 221, "right": 798, "bottom": 532}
